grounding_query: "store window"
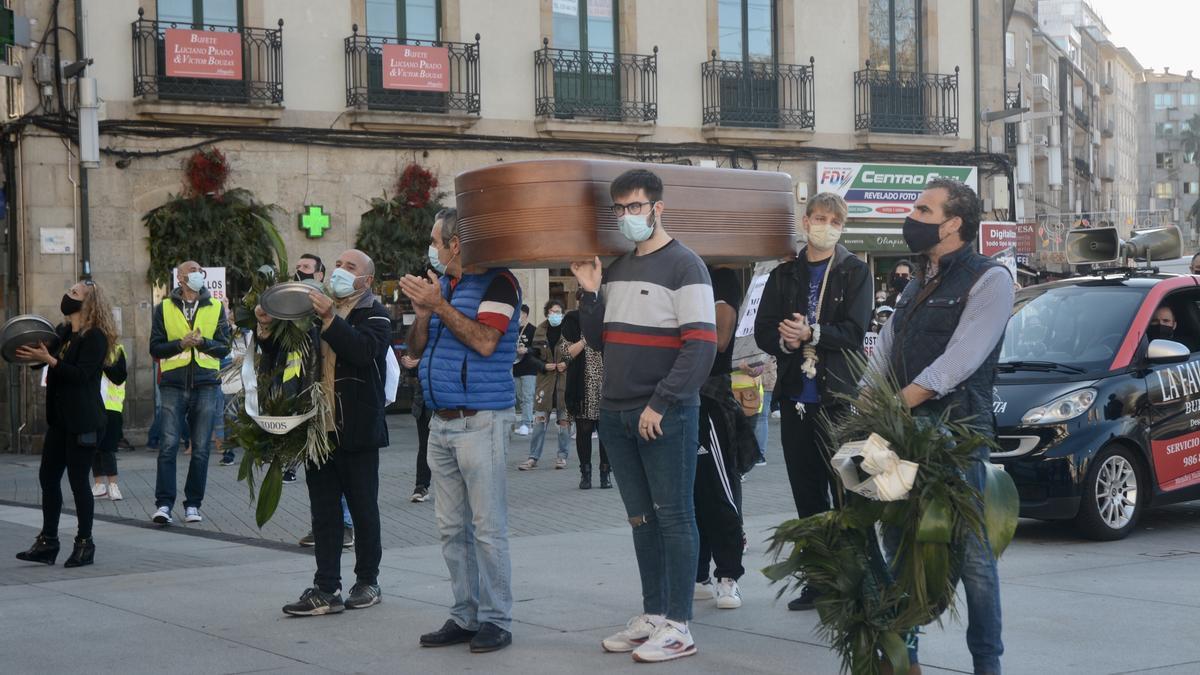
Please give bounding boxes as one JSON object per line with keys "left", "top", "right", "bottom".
{"left": 157, "top": 0, "right": 240, "bottom": 26}
{"left": 366, "top": 0, "right": 439, "bottom": 41}
{"left": 869, "top": 0, "right": 921, "bottom": 72}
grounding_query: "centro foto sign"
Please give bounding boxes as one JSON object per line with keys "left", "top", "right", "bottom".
{"left": 817, "top": 162, "right": 979, "bottom": 219}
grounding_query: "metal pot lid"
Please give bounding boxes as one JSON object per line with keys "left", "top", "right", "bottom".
{"left": 2, "top": 328, "right": 61, "bottom": 365}
{"left": 259, "top": 281, "right": 324, "bottom": 320}
{"left": 2, "top": 314, "right": 55, "bottom": 337}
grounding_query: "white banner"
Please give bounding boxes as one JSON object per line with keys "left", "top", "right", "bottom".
{"left": 735, "top": 273, "right": 770, "bottom": 339}
{"left": 240, "top": 342, "right": 317, "bottom": 435}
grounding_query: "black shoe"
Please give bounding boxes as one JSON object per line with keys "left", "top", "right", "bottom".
{"left": 15, "top": 534, "right": 60, "bottom": 565}
{"left": 579, "top": 463, "right": 592, "bottom": 490}
{"left": 219, "top": 454, "right": 236, "bottom": 466}
{"left": 420, "top": 619, "right": 478, "bottom": 647}
{"left": 282, "top": 587, "right": 344, "bottom": 616}
{"left": 599, "top": 465, "right": 612, "bottom": 489}
{"left": 63, "top": 536, "right": 94, "bottom": 568}
{"left": 345, "top": 582, "right": 381, "bottom": 609}
{"left": 469, "top": 622, "right": 512, "bottom": 653}
{"left": 282, "top": 470, "right": 298, "bottom": 484}
{"left": 788, "top": 586, "right": 820, "bottom": 611}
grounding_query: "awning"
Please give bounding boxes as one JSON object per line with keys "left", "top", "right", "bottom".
{"left": 841, "top": 224, "right": 907, "bottom": 252}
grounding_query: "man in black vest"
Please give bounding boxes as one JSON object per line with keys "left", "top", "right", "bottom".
{"left": 866, "top": 178, "right": 1013, "bottom": 675}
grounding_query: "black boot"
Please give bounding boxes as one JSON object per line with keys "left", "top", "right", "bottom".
{"left": 16, "top": 534, "right": 60, "bottom": 565}
{"left": 579, "top": 463, "right": 592, "bottom": 490}
{"left": 599, "top": 465, "right": 612, "bottom": 489}
{"left": 63, "top": 536, "right": 95, "bottom": 568}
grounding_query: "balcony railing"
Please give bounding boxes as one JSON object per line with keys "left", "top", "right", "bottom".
{"left": 700, "top": 54, "right": 815, "bottom": 130}
{"left": 1073, "top": 105, "right": 1090, "bottom": 130}
{"left": 345, "top": 28, "right": 480, "bottom": 115}
{"left": 853, "top": 62, "right": 959, "bottom": 135}
{"left": 1074, "top": 156, "right": 1091, "bottom": 177}
{"left": 534, "top": 39, "right": 657, "bottom": 122}
{"left": 1005, "top": 84, "right": 1022, "bottom": 149}
{"left": 132, "top": 8, "right": 283, "bottom": 105}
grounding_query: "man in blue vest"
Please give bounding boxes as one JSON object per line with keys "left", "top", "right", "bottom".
{"left": 149, "top": 261, "right": 231, "bottom": 526}
{"left": 400, "top": 207, "right": 521, "bottom": 654}
{"left": 866, "top": 178, "right": 1013, "bottom": 675}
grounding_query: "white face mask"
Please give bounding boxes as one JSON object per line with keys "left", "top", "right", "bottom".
{"left": 807, "top": 222, "right": 842, "bottom": 250}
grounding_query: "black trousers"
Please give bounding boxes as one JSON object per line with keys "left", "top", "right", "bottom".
{"left": 695, "top": 398, "right": 745, "bottom": 582}
{"left": 573, "top": 418, "right": 609, "bottom": 468}
{"left": 415, "top": 408, "right": 432, "bottom": 490}
{"left": 307, "top": 445, "right": 382, "bottom": 593}
{"left": 39, "top": 426, "right": 95, "bottom": 540}
{"left": 93, "top": 410, "right": 122, "bottom": 477}
{"left": 779, "top": 401, "right": 844, "bottom": 519}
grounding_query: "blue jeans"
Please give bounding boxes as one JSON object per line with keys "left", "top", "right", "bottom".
{"left": 883, "top": 455, "right": 1003, "bottom": 673}
{"left": 428, "top": 409, "right": 514, "bottom": 632}
{"left": 754, "top": 391, "right": 773, "bottom": 459}
{"left": 600, "top": 404, "right": 700, "bottom": 622}
{"left": 341, "top": 496, "right": 353, "bottom": 528}
{"left": 528, "top": 413, "right": 571, "bottom": 461}
{"left": 514, "top": 375, "right": 536, "bottom": 427}
{"left": 155, "top": 385, "right": 220, "bottom": 510}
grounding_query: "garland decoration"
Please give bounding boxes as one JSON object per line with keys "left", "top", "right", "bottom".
{"left": 355, "top": 162, "right": 445, "bottom": 280}
{"left": 763, "top": 359, "right": 1018, "bottom": 675}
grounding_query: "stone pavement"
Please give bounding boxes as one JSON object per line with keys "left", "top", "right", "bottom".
{"left": 3, "top": 414, "right": 1200, "bottom": 674}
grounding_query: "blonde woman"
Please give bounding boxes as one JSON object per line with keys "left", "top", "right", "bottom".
{"left": 15, "top": 279, "right": 118, "bottom": 567}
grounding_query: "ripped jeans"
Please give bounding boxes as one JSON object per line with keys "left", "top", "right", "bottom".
{"left": 599, "top": 404, "right": 700, "bottom": 622}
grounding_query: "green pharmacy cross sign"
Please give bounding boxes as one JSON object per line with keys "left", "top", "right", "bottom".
{"left": 300, "top": 205, "right": 330, "bottom": 238}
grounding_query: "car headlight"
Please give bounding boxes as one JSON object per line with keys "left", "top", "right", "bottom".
{"left": 1021, "top": 388, "right": 1097, "bottom": 425}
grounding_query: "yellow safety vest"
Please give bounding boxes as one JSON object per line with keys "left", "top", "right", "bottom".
{"left": 160, "top": 299, "right": 222, "bottom": 373}
{"left": 101, "top": 343, "right": 126, "bottom": 413}
{"left": 284, "top": 351, "right": 302, "bottom": 382}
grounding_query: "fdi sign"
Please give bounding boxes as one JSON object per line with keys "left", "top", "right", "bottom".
{"left": 816, "top": 162, "right": 978, "bottom": 219}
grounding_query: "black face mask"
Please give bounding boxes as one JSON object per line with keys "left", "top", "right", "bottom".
{"left": 902, "top": 216, "right": 948, "bottom": 254}
{"left": 890, "top": 275, "right": 910, "bottom": 293}
{"left": 60, "top": 293, "right": 83, "bottom": 317}
{"left": 1147, "top": 323, "right": 1175, "bottom": 341}
{"left": 294, "top": 270, "right": 316, "bottom": 281}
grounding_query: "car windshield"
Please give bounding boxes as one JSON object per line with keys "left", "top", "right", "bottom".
{"left": 1000, "top": 284, "right": 1147, "bottom": 374}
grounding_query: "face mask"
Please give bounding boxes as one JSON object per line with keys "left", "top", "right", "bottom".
{"left": 1148, "top": 323, "right": 1175, "bottom": 341}
{"left": 185, "top": 271, "right": 205, "bottom": 292}
{"left": 890, "top": 275, "right": 910, "bottom": 293}
{"left": 618, "top": 206, "right": 656, "bottom": 243}
{"left": 902, "top": 216, "right": 949, "bottom": 254}
{"left": 428, "top": 245, "right": 446, "bottom": 275}
{"left": 60, "top": 293, "right": 83, "bottom": 316}
{"left": 329, "top": 268, "right": 361, "bottom": 299}
{"left": 294, "top": 269, "right": 316, "bottom": 281}
{"left": 548, "top": 313, "right": 564, "bottom": 327}
{"left": 807, "top": 222, "right": 842, "bottom": 250}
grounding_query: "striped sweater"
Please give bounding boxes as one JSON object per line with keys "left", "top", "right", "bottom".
{"left": 579, "top": 239, "right": 718, "bottom": 413}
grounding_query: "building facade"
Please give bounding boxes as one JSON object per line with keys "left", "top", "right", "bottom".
{"left": 1137, "top": 69, "right": 1200, "bottom": 248}
{"left": 0, "top": 0, "right": 1007, "bottom": 451}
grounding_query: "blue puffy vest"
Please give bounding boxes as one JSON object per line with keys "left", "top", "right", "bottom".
{"left": 419, "top": 269, "right": 521, "bottom": 411}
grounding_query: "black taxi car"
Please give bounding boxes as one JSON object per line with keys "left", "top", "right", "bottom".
{"left": 993, "top": 272, "right": 1200, "bottom": 540}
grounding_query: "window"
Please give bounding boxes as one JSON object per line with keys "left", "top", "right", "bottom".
{"left": 1157, "top": 122, "right": 1176, "bottom": 137}
{"left": 1183, "top": 93, "right": 1199, "bottom": 107}
{"left": 1025, "top": 39, "right": 1031, "bottom": 72}
{"left": 1185, "top": 182, "right": 1200, "bottom": 195}
{"left": 1155, "top": 92, "right": 1176, "bottom": 109}
{"left": 1005, "top": 32, "right": 1014, "bottom": 68}
{"left": 869, "top": 0, "right": 921, "bottom": 72}
{"left": 1157, "top": 152, "right": 1176, "bottom": 170}
{"left": 1186, "top": 150, "right": 1197, "bottom": 164}
{"left": 157, "top": 0, "right": 240, "bottom": 26}
{"left": 718, "top": 0, "right": 774, "bottom": 62}
{"left": 1155, "top": 182, "right": 1174, "bottom": 199}
{"left": 366, "top": 0, "right": 438, "bottom": 41}
{"left": 553, "top": 0, "right": 617, "bottom": 54}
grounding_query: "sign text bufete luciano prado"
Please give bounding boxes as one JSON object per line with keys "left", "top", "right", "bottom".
{"left": 165, "top": 29, "right": 243, "bottom": 80}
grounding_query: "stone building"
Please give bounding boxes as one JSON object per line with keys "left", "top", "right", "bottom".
{"left": 0, "top": 0, "right": 1008, "bottom": 451}
{"left": 1137, "top": 69, "right": 1200, "bottom": 247}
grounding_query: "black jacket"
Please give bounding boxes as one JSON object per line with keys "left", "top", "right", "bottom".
{"left": 42, "top": 326, "right": 108, "bottom": 434}
{"left": 149, "top": 287, "right": 231, "bottom": 389}
{"left": 261, "top": 292, "right": 392, "bottom": 451}
{"left": 754, "top": 244, "right": 874, "bottom": 401}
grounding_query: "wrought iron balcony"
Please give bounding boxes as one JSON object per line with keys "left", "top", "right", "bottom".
{"left": 853, "top": 62, "right": 959, "bottom": 135}
{"left": 1074, "top": 156, "right": 1091, "bottom": 177}
{"left": 534, "top": 38, "right": 657, "bottom": 122}
{"left": 1073, "top": 105, "right": 1090, "bottom": 130}
{"left": 700, "top": 54, "right": 815, "bottom": 129}
{"left": 132, "top": 8, "right": 283, "bottom": 105}
{"left": 345, "top": 27, "right": 480, "bottom": 115}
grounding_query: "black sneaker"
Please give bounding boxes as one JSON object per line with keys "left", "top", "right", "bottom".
{"left": 420, "top": 619, "right": 478, "bottom": 647}
{"left": 343, "top": 527, "right": 355, "bottom": 548}
{"left": 787, "top": 586, "right": 820, "bottom": 611}
{"left": 282, "top": 587, "right": 344, "bottom": 616}
{"left": 345, "top": 582, "right": 381, "bottom": 610}
{"left": 219, "top": 454, "right": 236, "bottom": 466}
{"left": 282, "top": 470, "right": 298, "bottom": 484}
{"left": 411, "top": 487, "right": 429, "bottom": 502}
{"left": 470, "top": 622, "right": 513, "bottom": 653}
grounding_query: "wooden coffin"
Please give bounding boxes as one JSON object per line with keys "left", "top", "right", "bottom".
{"left": 455, "top": 159, "right": 796, "bottom": 268}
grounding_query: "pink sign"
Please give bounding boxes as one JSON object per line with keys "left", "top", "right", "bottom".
{"left": 382, "top": 44, "right": 450, "bottom": 92}
{"left": 979, "top": 221, "right": 1019, "bottom": 257}
{"left": 165, "top": 29, "right": 243, "bottom": 80}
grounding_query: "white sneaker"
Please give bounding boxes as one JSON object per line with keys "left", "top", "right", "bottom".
{"left": 715, "top": 578, "right": 742, "bottom": 609}
{"left": 152, "top": 506, "right": 172, "bottom": 524}
{"left": 91, "top": 483, "right": 107, "bottom": 498}
{"left": 694, "top": 580, "right": 715, "bottom": 600}
{"left": 516, "top": 424, "right": 530, "bottom": 436}
{"left": 601, "top": 613, "right": 663, "bottom": 653}
{"left": 771, "top": 410, "right": 781, "bottom": 419}
{"left": 632, "top": 620, "right": 697, "bottom": 663}
{"left": 184, "top": 507, "right": 203, "bottom": 523}
{"left": 108, "top": 484, "right": 123, "bottom": 501}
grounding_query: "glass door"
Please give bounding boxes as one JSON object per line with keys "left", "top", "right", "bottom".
{"left": 365, "top": 0, "right": 446, "bottom": 112}
{"left": 551, "top": 0, "right": 620, "bottom": 120}
{"left": 716, "top": 0, "right": 777, "bottom": 127}
{"left": 867, "top": 0, "right": 923, "bottom": 132}
{"left": 156, "top": 0, "right": 247, "bottom": 103}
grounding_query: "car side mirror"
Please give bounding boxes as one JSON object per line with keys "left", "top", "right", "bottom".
{"left": 1146, "top": 338, "right": 1190, "bottom": 364}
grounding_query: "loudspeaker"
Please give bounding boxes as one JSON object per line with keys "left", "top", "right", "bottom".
{"left": 1065, "top": 225, "right": 1183, "bottom": 265}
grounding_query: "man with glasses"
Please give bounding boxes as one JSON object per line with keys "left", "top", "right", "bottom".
{"left": 572, "top": 169, "right": 717, "bottom": 663}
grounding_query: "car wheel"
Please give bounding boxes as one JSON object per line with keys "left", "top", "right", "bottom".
{"left": 1074, "top": 445, "right": 1143, "bottom": 541}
